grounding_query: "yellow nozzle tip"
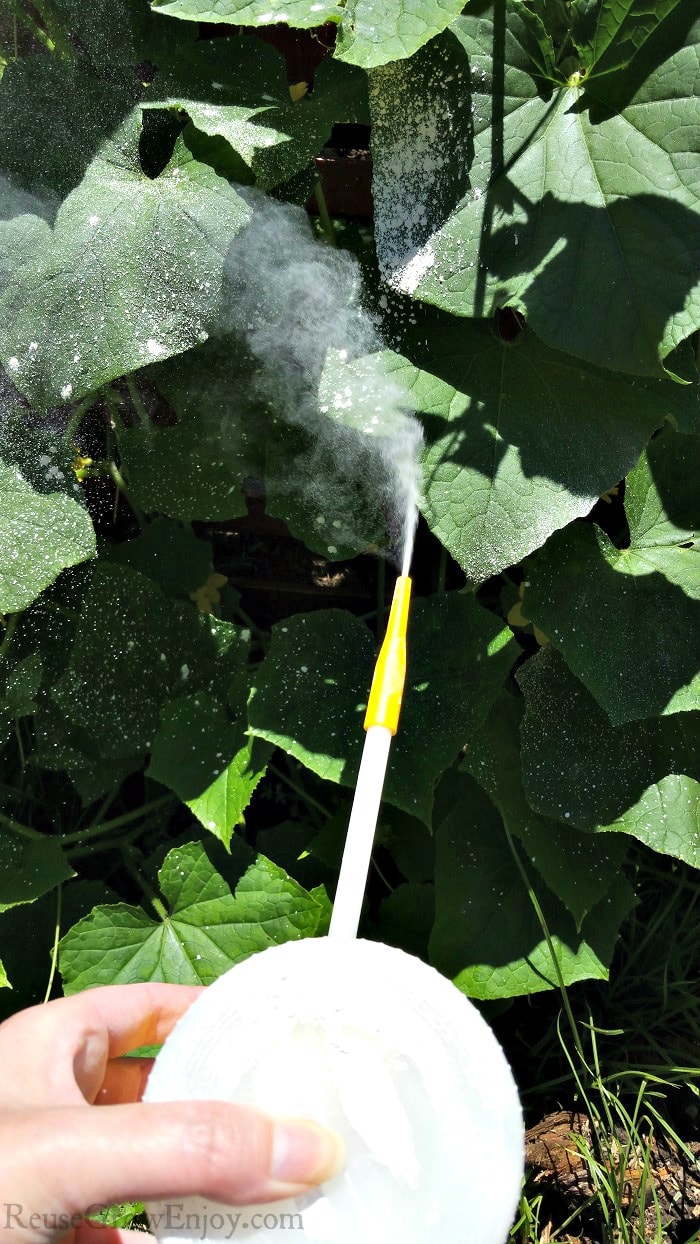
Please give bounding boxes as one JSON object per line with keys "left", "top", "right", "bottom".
{"left": 363, "top": 575, "right": 412, "bottom": 735}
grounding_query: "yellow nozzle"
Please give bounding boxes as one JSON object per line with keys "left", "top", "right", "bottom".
{"left": 363, "top": 575, "right": 412, "bottom": 735}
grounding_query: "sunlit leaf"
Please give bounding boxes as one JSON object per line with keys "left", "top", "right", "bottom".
{"left": 59, "top": 840, "right": 326, "bottom": 991}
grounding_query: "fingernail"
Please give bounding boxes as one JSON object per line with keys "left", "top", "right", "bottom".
{"left": 271, "top": 1119, "right": 345, "bottom": 1187}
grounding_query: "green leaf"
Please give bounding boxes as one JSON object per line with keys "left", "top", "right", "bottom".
{"left": 59, "top": 840, "right": 327, "bottom": 992}
{"left": 0, "top": 56, "right": 140, "bottom": 200}
{"left": 572, "top": 0, "right": 688, "bottom": 76}
{"left": 0, "top": 459, "right": 95, "bottom": 613}
{"left": 0, "top": 958, "right": 9, "bottom": 990}
{"left": 0, "top": 652, "right": 42, "bottom": 718}
{"left": 106, "top": 518, "right": 214, "bottom": 600}
{"left": 51, "top": 563, "right": 249, "bottom": 759}
{"left": 463, "top": 690, "right": 627, "bottom": 928}
{"left": 369, "top": 1, "right": 700, "bottom": 375}
{"left": 150, "top": 0, "right": 468, "bottom": 69}
{"left": 0, "top": 832, "right": 74, "bottom": 914}
{"left": 148, "top": 695, "right": 271, "bottom": 846}
{"left": 156, "top": 41, "right": 368, "bottom": 190}
{"left": 517, "top": 647, "right": 700, "bottom": 864}
{"left": 321, "top": 319, "right": 698, "bottom": 582}
{"left": 0, "top": 110, "right": 250, "bottom": 410}
{"left": 526, "top": 430, "right": 700, "bottom": 723}
{"left": 0, "top": 880, "right": 114, "bottom": 1015}
{"left": 428, "top": 771, "right": 636, "bottom": 999}
{"left": 248, "top": 593, "right": 517, "bottom": 825}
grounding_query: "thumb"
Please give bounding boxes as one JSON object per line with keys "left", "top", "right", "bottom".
{"left": 2, "top": 1102, "right": 344, "bottom": 1241}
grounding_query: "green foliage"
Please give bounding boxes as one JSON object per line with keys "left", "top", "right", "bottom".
{"left": 0, "top": 0, "right": 698, "bottom": 1024}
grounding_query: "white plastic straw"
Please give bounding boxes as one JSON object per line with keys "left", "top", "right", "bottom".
{"left": 327, "top": 724, "right": 393, "bottom": 940}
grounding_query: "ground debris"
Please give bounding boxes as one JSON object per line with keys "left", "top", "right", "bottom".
{"left": 525, "top": 1111, "right": 700, "bottom": 1241}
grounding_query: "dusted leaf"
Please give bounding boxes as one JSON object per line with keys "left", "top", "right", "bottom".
{"left": 150, "top": 0, "right": 467, "bottom": 69}
{"left": 0, "top": 56, "right": 139, "bottom": 200}
{"left": 319, "top": 320, "right": 698, "bottom": 582}
{"left": 526, "top": 430, "right": 700, "bottom": 723}
{"left": 148, "top": 695, "right": 271, "bottom": 846}
{"left": 51, "top": 563, "right": 248, "bottom": 759}
{"left": 0, "top": 460, "right": 95, "bottom": 613}
{"left": 0, "top": 833, "right": 74, "bottom": 914}
{"left": 429, "top": 772, "right": 635, "bottom": 999}
{"left": 59, "top": 840, "right": 326, "bottom": 992}
{"left": 0, "top": 110, "right": 249, "bottom": 411}
{"left": 248, "top": 593, "right": 516, "bottom": 825}
{"left": 464, "top": 690, "right": 627, "bottom": 928}
{"left": 370, "top": 1, "right": 700, "bottom": 375}
{"left": 517, "top": 648, "right": 700, "bottom": 865}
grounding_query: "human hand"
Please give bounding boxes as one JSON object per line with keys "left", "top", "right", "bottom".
{"left": 0, "top": 983, "right": 345, "bottom": 1244}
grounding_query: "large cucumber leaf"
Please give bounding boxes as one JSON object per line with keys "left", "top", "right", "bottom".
{"left": 59, "top": 841, "right": 326, "bottom": 991}
{"left": 318, "top": 316, "right": 698, "bottom": 582}
{"left": 525, "top": 429, "right": 700, "bottom": 723}
{"left": 517, "top": 648, "right": 700, "bottom": 864}
{"left": 370, "top": 0, "right": 700, "bottom": 376}
{"left": 150, "top": 0, "right": 468, "bottom": 69}
{"left": 0, "top": 110, "right": 249, "bottom": 411}
{"left": 248, "top": 593, "right": 516, "bottom": 826}
{"left": 429, "top": 771, "right": 636, "bottom": 999}
{"left": 0, "top": 460, "right": 95, "bottom": 613}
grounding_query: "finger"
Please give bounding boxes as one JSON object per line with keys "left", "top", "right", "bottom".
{"left": 94, "top": 1059, "right": 155, "bottom": 1106}
{"left": 74, "top": 1225, "right": 154, "bottom": 1244}
{"left": 0, "top": 985, "right": 203, "bottom": 1107}
{"left": 5, "top": 1102, "right": 344, "bottom": 1224}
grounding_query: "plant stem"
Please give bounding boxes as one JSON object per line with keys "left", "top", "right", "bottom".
{"left": 269, "top": 762, "right": 330, "bottom": 821}
{"left": 107, "top": 461, "right": 147, "bottom": 529}
{"left": 43, "top": 884, "right": 63, "bottom": 1004}
{"left": 123, "top": 850, "right": 169, "bottom": 922}
{"left": 1, "top": 0, "right": 55, "bottom": 52}
{"left": 64, "top": 395, "right": 97, "bottom": 444}
{"left": 0, "top": 810, "right": 46, "bottom": 841}
{"left": 125, "top": 375, "right": 150, "bottom": 425}
{"left": 437, "top": 545, "right": 448, "bottom": 594}
{"left": 60, "top": 794, "right": 174, "bottom": 846}
{"left": 314, "top": 178, "right": 337, "bottom": 248}
{"left": 0, "top": 613, "right": 18, "bottom": 659}
{"left": 29, "top": 0, "right": 75, "bottom": 58}
{"left": 504, "top": 821, "right": 587, "bottom": 1065}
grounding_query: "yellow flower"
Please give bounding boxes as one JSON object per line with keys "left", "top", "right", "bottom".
{"left": 71, "top": 451, "right": 93, "bottom": 481}
{"left": 507, "top": 582, "right": 549, "bottom": 647}
{"left": 599, "top": 485, "right": 619, "bottom": 505}
{"left": 190, "top": 573, "right": 228, "bottom": 615}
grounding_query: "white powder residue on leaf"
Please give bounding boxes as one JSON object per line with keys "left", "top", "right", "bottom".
{"left": 369, "top": 51, "right": 469, "bottom": 295}
{"left": 394, "top": 241, "right": 436, "bottom": 294}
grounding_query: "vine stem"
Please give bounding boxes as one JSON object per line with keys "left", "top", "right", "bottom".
{"left": 0, "top": 810, "right": 46, "bottom": 841}
{"left": 0, "top": 613, "right": 18, "bottom": 659}
{"left": 268, "top": 763, "right": 330, "bottom": 822}
{"left": 125, "top": 375, "right": 150, "bottom": 425}
{"left": 43, "top": 884, "right": 63, "bottom": 1004}
{"left": 503, "top": 820, "right": 587, "bottom": 1065}
{"left": 313, "top": 178, "right": 338, "bottom": 248}
{"left": 59, "top": 794, "right": 175, "bottom": 846}
{"left": 123, "top": 850, "right": 169, "bottom": 922}
{"left": 64, "top": 395, "right": 97, "bottom": 444}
